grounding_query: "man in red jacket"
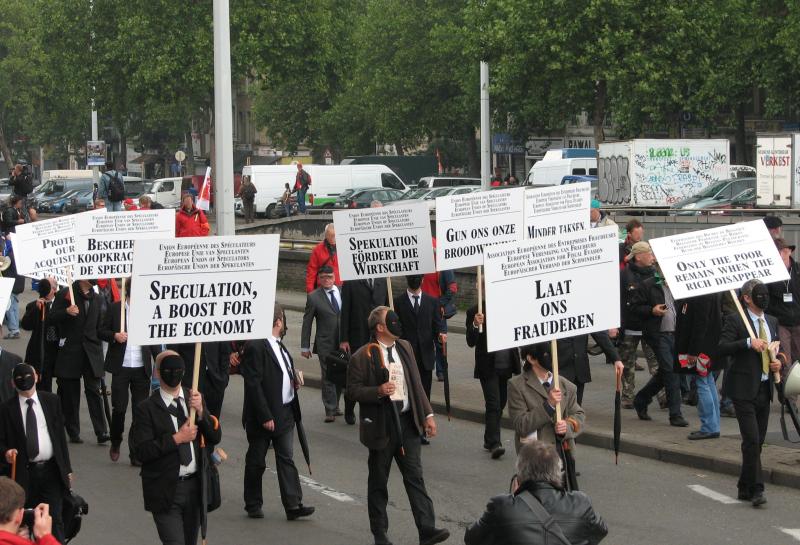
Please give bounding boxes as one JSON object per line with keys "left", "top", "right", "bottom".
{"left": 175, "top": 193, "right": 210, "bottom": 238}
{"left": 0, "top": 477, "right": 59, "bottom": 545}
{"left": 305, "top": 224, "right": 341, "bottom": 293}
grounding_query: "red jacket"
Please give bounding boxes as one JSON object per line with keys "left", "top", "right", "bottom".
{"left": 0, "top": 530, "right": 60, "bottom": 545}
{"left": 175, "top": 207, "right": 210, "bottom": 238}
{"left": 305, "top": 240, "right": 341, "bottom": 292}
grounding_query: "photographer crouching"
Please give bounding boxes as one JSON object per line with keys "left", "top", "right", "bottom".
{"left": 0, "top": 477, "right": 58, "bottom": 545}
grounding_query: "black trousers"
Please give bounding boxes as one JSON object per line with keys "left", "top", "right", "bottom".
{"left": 367, "top": 412, "right": 435, "bottom": 541}
{"left": 152, "top": 474, "right": 201, "bottom": 545}
{"left": 479, "top": 372, "right": 509, "bottom": 449}
{"left": 57, "top": 359, "right": 107, "bottom": 439}
{"left": 635, "top": 332, "right": 683, "bottom": 418}
{"left": 243, "top": 405, "right": 302, "bottom": 512}
{"left": 732, "top": 381, "right": 771, "bottom": 495}
{"left": 419, "top": 368, "right": 433, "bottom": 403}
{"left": 26, "top": 460, "right": 65, "bottom": 544}
{"left": 110, "top": 366, "right": 149, "bottom": 456}
{"left": 203, "top": 379, "right": 227, "bottom": 419}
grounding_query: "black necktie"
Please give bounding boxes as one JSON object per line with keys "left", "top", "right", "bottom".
{"left": 386, "top": 345, "right": 396, "bottom": 363}
{"left": 25, "top": 399, "right": 39, "bottom": 460}
{"left": 167, "top": 400, "right": 192, "bottom": 466}
{"left": 276, "top": 340, "right": 296, "bottom": 385}
{"left": 328, "top": 290, "right": 340, "bottom": 313}
{"left": 413, "top": 295, "right": 420, "bottom": 313}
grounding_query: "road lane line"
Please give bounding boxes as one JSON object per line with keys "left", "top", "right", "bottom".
{"left": 687, "top": 485, "right": 741, "bottom": 504}
{"left": 778, "top": 528, "right": 800, "bottom": 542}
{"left": 266, "top": 468, "right": 359, "bottom": 503}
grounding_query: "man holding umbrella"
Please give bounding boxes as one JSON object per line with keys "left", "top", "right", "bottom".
{"left": 240, "top": 303, "right": 314, "bottom": 521}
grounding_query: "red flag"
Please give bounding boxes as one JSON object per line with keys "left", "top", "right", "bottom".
{"left": 197, "top": 166, "right": 211, "bottom": 211}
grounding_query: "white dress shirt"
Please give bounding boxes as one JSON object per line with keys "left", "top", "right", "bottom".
{"left": 18, "top": 392, "right": 54, "bottom": 463}
{"left": 407, "top": 289, "right": 422, "bottom": 310}
{"left": 159, "top": 389, "right": 197, "bottom": 476}
{"left": 122, "top": 304, "right": 144, "bottom": 369}
{"left": 378, "top": 340, "right": 410, "bottom": 413}
{"left": 325, "top": 285, "right": 341, "bottom": 311}
{"left": 267, "top": 336, "right": 295, "bottom": 404}
{"left": 746, "top": 308, "right": 771, "bottom": 381}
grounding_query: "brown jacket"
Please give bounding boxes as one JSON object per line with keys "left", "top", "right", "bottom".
{"left": 347, "top": 338, "right": 433, "bottom": 450}
{"left": 507, "top": 366, "right": 585, "bottom": 454}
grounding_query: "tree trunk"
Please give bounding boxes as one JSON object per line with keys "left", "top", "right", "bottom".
{"left": 393, "top": 141, "right": 404, "bottom": 156}
{"left": 0, "top": 125, "right": 14, "bottom": 169}
{"left": 466, "top": 125, "right": 479, "bottom": 176}
{"left": 735, "top": 102, "right": 748, "bottom": 165}
{"left": 118, "top": 131, "right": 127, "bottom": 171}
{"left": 593, "top": 80, "right": 607, "bottom": 145}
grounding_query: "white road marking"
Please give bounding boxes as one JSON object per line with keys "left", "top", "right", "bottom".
{"left": 778, "top": 528, "right": 800, "bottom": 542}
{"left": 266, "top": 468, "right": 358, "bottom": 504}
{"left": 687, "top": 484, "right": 741, "bottom": 504}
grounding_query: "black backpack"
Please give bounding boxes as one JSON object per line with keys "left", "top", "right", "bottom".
{"left": 106, "top": 170, "right": 125, "bottom": 202}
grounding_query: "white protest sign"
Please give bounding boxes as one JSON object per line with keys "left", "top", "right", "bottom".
{"left": 333, "top": 202, "right": 435, "bottom": 280}
{"left": 435, "top": 187, "right": 524, "bottom": 270}
{"left": 484, "top": 224, "right": 620, "bottom": 352}
{"left": 74, "top": 209, "right": 175, "bottom": 279}
{"left": 11, "top": 215, "right": 77, "bottom": 286}
{"left": 649, "top": 220, "right": 789, "bottom": 300}
{"left": 128, "top": 234, "right": 280, "bottom": 345}
{"left": 524, "top": 182, "right": 591, "bottom": 239}
{"left": 0, "top": 278, "right": 15, "bottom": 325}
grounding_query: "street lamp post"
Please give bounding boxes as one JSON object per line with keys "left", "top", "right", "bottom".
{"left": 213, "top": 0, "right": 235, "bottom": 236}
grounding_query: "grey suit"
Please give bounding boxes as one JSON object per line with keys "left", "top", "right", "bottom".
{"left": 301, "top": 286, "right": 341, "bottom": 416}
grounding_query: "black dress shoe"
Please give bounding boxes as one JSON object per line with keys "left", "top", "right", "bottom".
{"left": 669, "top": 416, "right": 689, "bottom": 427}
{"left": 109, "top": 444, "right": 120, "bottom": 462}
{"left": 97, "top": 434, "right": 111, "bottom": 444}
{"left": 373, "top": 532, "right": 393, "bottom": 545}
{"left": 286, "top": 504, "right": 315, "bottom": 520}
{"left": 345, "top": 412, "right": 356, "bottom": 425}
{"left": 420, "top": 436, "right": 430, "bottom": 446}
{"left": 69, "top": 436, "right": 83, "bottom": 444}
{"left": 419, "top": 527, "right": 450, "bottom": 545}
{"left": 490, "top": 445, "right": 505, "bottom": 460}
{"left": 688, "top": 431, "right": 719, "bottom": 440}
{"left": 634, "top": 400, "right": 652, "bottom": 421}
{"left": 751, "top": 492, "right": 767, "bottom": 507}
{"left": 737, "top": 491, "right": 752, "bottom": 501}
{"left": 246, "top": 509, "right": 264, "bottom": 519}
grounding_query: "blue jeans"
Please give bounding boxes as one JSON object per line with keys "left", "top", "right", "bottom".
{"left": 106, "top": 200, "right": 124, "bottom": 211}
{"left": 695, "top": 372, "right": 720, "bottom": 433}
{"left": 284, "top": 203, "right": 292, "bottom": 217}
{"left": 5, "top": 292, "right": 19, "bottom": 334}
{"left": 297, "top": 188, "right": 307, "bottom": 213}
{"left": 636, "top": 332, "right": 683, "bottom": 418}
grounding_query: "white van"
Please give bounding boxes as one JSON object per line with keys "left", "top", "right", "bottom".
{"left": 241, "top": 164, "right": 407, "bottom": 218}
{"left": 141, "top": 177, "right": 182, "bottom": 208}
{"left": 526, "top": 149, "right": 597, "bottom": 186}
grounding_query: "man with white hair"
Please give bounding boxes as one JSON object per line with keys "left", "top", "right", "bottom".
{"left": 305, "top": 223, "right": 341, "bottom": 293}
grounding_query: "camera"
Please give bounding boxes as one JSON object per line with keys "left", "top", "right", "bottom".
{"left": 22, "top": 508, "right": 35, "bottom": 531}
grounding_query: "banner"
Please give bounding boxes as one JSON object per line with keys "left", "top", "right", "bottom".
{"left": 0, "top": 278, "right": 15, "bottom": 325}
{"left": 649, "top": 220, "right": 789, "bottom": 300}
{"left": 524, "top": 182, "right": 591, "bottom": 239}
{"left": 86, "top": 140, "right": 106, "bottom": 167}
{"left": 11, "top": 215, "right": 77, "bottom": 286}
{"left": 484, "top": 224, "right": 620, "bottom": 352}
{"left": 74, "top": 209, "right": 175, "bottom": 279}
{"left": 128, "top": 234, "right": 280, "bottom": 345}
{"left": 197, "top": 166, "right": 211, "bottom": 211}
{"left": 435, "top": 187, "right": 524, "bottom": 271}
{"left": 333, "top": 202, "right": 435, "bottom": 280}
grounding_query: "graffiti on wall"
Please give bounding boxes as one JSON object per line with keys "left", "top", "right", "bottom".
{"left": 597, "top": 155, "right": 631, "bottom": 204}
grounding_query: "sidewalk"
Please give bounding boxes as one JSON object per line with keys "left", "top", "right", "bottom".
{"left": 278, "top": 289, "right": 800, "bottom": 490}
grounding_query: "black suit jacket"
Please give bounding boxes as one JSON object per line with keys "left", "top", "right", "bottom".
{"left": 0, "top": 391, "right": 72, "bottom": 491}
{"left": 557, "top": 332, "right": 619, "bottom": 385}
{"left": 465, "top": 305, "right": 520, "bottom": 380}
{"left": 717, "top": 310, "right": 779, "bottom": 401}
{"left": 20, "top": 300, "right": 59, "bottom": 372}
{"left": 0, "top": 350, "right": 23, "bottom": 403}
{"left": 675, "top": 293, "right": 723, "bottom": 372}
{"left": 99, "top": 301, "right": 159, "bottom": 376}
{"left": 340, "top": 279, "right": 388, "bottom": 350}
{"left": 131, "top": 388, "right": 221, "bottom": 513}
{"left": 393, "top": 292, "right": 446, "bottom": 372}
{"left": 49, "top": 284, "right": 105, "bottom": 379}
{"left": 240, "top": 339, "right": 301, "bottom": 437}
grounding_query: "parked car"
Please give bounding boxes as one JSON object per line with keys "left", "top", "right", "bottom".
{"left": 333, "top": 187, "right": 406, "bottom": 209}
{"left": 29, "top": 177, "right": 95, "bottom": 209}
{"left": 423, "top": 185, "right": 481, "bottom": 210}
{"left": 416, "top": 176, "right": 480, "bottom": 188}
{"left": 671, "top": 177, "right": 756, "bottom": 215}
{"left": 64, "top": 189, "right": 96, "bottom": 214}
{"left": 37, "top": 189, "right": 82, "bottom": 213}
{"left": 561, "top": 174, "right": 599, "bottom": 199}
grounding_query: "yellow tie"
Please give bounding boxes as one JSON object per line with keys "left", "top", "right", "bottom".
{"left": 758, "top": 318, "right": 770, "bottom": 375}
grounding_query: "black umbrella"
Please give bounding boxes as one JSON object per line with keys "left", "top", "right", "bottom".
{"left": 99, "top": 377, "right": 112, "bottom": 431}
{"left": 38, "top": 303, "right": 45, "bottom": 375}
{"left": 199, "top": 436, "right": 209, "bottom": 545}
{"left": 293, "top": 399, "right": 312, "bottom": 474}
{"left": 614, "top": 366, "right": 622, "bottom": 465}
{"left": 441, "top": 336, "right": 451, "bottom": 420}
{"left": 368, "top": 343, "right": 404, "bottom": 456}
{"left": 555, "top": 439, "right": 578, "bottom": 491}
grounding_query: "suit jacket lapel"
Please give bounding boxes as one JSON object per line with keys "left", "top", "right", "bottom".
{"left": 524, "top": 371, "right": 548, "bottom": 400}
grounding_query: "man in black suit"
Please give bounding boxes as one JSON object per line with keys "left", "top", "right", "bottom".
{"left": 717, "top": 279, "right": 784, "bottom": 507}
{"left": 0, "top": 363, "right": 72, "bottom": 543}
{"left": 393, "top": 275, "right": 446, "bottom": 403}
{"left": 98, "top": 279, "right": 158, "bottom": 464}
{"left": 20, "top": 279, "right": 59, "bottom": 393}
{"left": 340, "top": 277, "right": 388, "bottom": 425}
{"left": 240, "top": 302, "right": 314, "bottom": 521}
{"left": 0, "top": 347, "right": 23, "bottom": 403}
{"left": 131, "top": 351, "right": 221, "bottom": 545}
{"left": 49, "top": 280, "right": 108, "bottom": 444}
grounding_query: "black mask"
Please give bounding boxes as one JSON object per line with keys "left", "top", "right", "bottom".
{"left": 159, "top": 356, "right": 185, "bottom": 388}
{"left": 536, "top": 350, "right": 553, "bottom": 372}
{"left": 752, "top": 284, "right": 770, "bottom": 311}
{"left": 37, "top": 279, "right": 52, "bottom": 299}
{"left": 385, "top": 310, "right": 403, "bottom": 337}
{"left": 12, "top": 364, "right": 36, "bottom": 392}
{"left": 406, "top": 275, "right": 423, "bottom": 290}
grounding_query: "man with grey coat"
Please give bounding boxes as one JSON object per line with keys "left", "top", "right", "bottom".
{"left": 301, "top": 266, "right": 343, "bottom": 422}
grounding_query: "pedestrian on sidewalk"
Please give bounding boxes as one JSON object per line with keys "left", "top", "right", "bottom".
{"left": 238, "top": 175, "right": 257, "bottom": 223}
{"left": 675, "top": 292, "right": 723, "bottom": 440}
{"left": 716, "top": 279, "right": 784, "bottom": 507}
{"left": 291, "top": 163, "right": 311, "bottom": 214}
{"left": 305, "top": 224, "right": 340, "bottom": 293}
{"left": 466, "top": 304, "right": 519, "bottom": 460}
{"left": 98, "top": 161, "right": 125, "bottom": 212}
